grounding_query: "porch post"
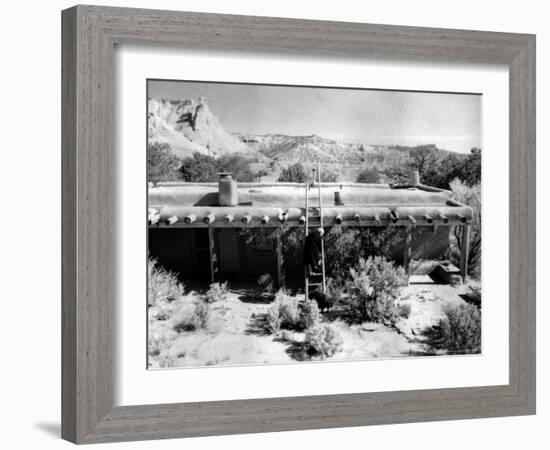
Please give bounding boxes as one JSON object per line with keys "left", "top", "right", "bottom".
{"left": 460, "top": 223, "right": 471, "bottom": 283}
{"left": 276, "top": 229, "right": 284, "bottom": 289}
{"left": 208, "top": 227, "right": 216, "bottom": 284}
{"left": 404, "top": 228, "right": 412, "bottom": 284}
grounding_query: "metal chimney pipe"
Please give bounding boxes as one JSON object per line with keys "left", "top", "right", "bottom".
{"left": 218, "top": 172, "right": 238, "bottom": 206}
{"left": 409, "top": 170, "right": 420, "bottom": 186}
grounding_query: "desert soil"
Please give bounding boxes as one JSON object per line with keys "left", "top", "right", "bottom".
{"left": 148, "top": 279, "right": 474, "bottom": 369}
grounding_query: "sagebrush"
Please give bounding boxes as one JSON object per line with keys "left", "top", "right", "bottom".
{"left": 148, "top": 258, "right": 184, "bottom": 309}
{"left": 344, "top": 256, "right": 406, "bottom": 324}
{"left": 439, "top": 303, "right": 481, "bottom": 354}
{"left": 203, "top": 282, "right": 229, "bottom": 303}
{"left": 324, "top": 227, "right": 405, "bottom": 282}
{"left": 304, "top": 324, "right": 343, "bottom": 358}
{"left": 173, "top": 298, "right": 210, "bottom": 332}
{"left": 257, "top": 273, "right": 275, "bottom": 294}
{"left": 267, "top": 290, "right": 320, "bottom": 332}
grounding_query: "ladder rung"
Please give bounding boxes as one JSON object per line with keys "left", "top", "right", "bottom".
{"left": 307, "top": 282, "right": 323, "bottom": 286}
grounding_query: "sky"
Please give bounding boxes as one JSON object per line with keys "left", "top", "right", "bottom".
{"left": 148, "top": 79, "right": 481, "bottom": 154}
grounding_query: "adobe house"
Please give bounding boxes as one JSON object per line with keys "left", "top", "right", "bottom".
{"left": 147, "top": 172, "right": 473, "bottom": 287}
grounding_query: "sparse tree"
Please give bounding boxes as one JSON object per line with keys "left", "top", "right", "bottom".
{"left": 408, "top": 145, "right": 440, "bottom": 177}
{"left": 457, "top": 148, "right": 481, "bottom": 186}
{"left": 278, "top": 163, "right": 307, "bottom": 183}
{"left": 356, "top": 167, "right": 381, "bottom": 183}
{"left": 179, "top": 153, "right": 219, "bottom": 182}
{"left": 179, "top": 152, "right": 260, "bottom": 182}
{"left": 320, "top": 168, "right": 339, "bottom": 182}
{"left": 147, "top": 143, "right": 183, "bottom": 182}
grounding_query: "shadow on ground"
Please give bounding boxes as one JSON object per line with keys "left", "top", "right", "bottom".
{"left": 459, "top": 293, "right": 482, "bottom": 308}
{"left": 274, "top": 337, "right": 312, "bottom": 362}
{"left": 237, "top": 291, "right": 274, "bottom": 304}
{"left": 405, "top": 324, "right": 444, "bottom": 357}
{"left": 35, "top": 422, "right": 60, "bottom": 438}
{"left": 245, "top": 313, "right": 272, "bottom": 336}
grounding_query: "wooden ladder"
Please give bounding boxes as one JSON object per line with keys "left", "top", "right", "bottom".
{"left": 304, "top": 162, "right": 327, "bottom": 301}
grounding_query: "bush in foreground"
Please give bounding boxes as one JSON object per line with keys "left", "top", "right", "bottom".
{"left": 344, "top": 256, "right": 406, "bottom": 324}
{"left": 267, "top": 290, "right": 320, "bottom": 332}
{"left": 300, "top": 298, "right": 321, "bottom": 329}
{"left": 203, "top": 282, "right": 229, "bottom": 304}
{"left": 439, "top": 303, "right": 481, "bottom": 354}
{"left": 148, "top": 258, "right": 184, "bottom": 309}
{"left": 173, "top": 298, "right": 210, "bottom": 332}
{"left": 257, "top": 273, "right": 275, "bottom": 295}
{"left": 304, "top": 324, "right": 343, "bottom": 358}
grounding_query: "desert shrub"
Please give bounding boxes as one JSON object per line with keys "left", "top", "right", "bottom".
{"left": 179, "top": 152, "right": 260, "bottom": 182}
{"left": 300, "top": 299, "right": 321, "bottom": 329}
{"left": 148, "top": 333, "right": 166, "bottom": 358}
{"left": 278, "top": 163, "right": 307, "bottom": 182}
{"left": 324, "top": 227, "right": 405, "bottom": 282}
{"left": 257, "top": 273, "right": 275, "bottom": 294}
{"left": 192, "top": 299, "right": 210, "bottom": 329}
{"left": 439, "top": 303, "right": 481, "bottom": 354}
{"left": 324, "top": 228, "right": 362, "bottom": 281}
{"left": 148, "top": 258, "right": 184, "bottom": 309}
{"left": 325, "top": 277, "right": 343, "bottom": 306}
{"left": 304, "top": 324, "right": 343, "bottom": 358}
{"left": 320, "top": 168, "right": 339, "bottom": 182}
{"left": 147, "top": 142, "right": 183, "bottom": 182}
{"left": 217, "top": 154, "right": 259, "bottom": 182}
{"left": 203, "top": 282, "right": 229, "bottom": 303}
{"left": 344, "top": 257, "right": 406, "bottom": 324}
{"left": 173, "top": 298, "right": 210, "bottom": 332}
{"left": 267, "top": 291, "right": 320, "bottom": 332}
{"left": 356, "top": 166, "right": 381, "bottom": 183}
{"left": 267, "top": 290, "right": 301, "bottom": 332}
{"left": 448, "top": 179, "right": 481, "bottom": 279}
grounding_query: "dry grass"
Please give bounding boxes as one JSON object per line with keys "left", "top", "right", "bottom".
{"left": 439, "top": 303, "right": 481, "bottom": 354}
{"left": 203, "top": 282, "right": 229, "bottom": 303}
{"left": 148, "top": 258, "right": 184, "bottom": 320}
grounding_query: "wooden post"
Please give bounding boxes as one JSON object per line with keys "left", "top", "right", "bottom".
{"left": 304, "top": 176, "right": 309, "bottom": 300}
{"left": 317, "top": 162, "right": 326, "bottom": 294}
{"left": 460, "top": 223, "right": 471, "bottom": 283}
{"left": 276, "top": 229, "right": 284, "bottom": 289}
{"left": 404, "top": 228, "right": 412, "bottom": 284}
{"left": 208, "top": 227, "right": 216, "bottom": 284}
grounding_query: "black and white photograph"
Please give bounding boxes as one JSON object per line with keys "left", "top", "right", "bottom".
{"left": 146, "top": 80, "right": 482, "bottom": 368}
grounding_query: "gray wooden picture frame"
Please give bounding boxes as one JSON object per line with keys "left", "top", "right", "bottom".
{"left": 61, "top": 5, "right": 536, "bottom": 444}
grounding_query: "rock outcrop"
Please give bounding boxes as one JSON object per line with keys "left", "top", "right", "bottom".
{"left": 148, "top": 97, "right": 251, "bottom": 158}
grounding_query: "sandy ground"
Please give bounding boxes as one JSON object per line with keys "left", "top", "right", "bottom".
{"left": 148, "top": 280, "right": 475, "bottom": 369}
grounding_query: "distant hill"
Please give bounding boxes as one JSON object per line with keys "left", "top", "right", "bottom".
{"left": 234, "top": 133, "right": 461, "bottom": 171}
{"left": 235, "top": 133, "right": 362, "bottom": 164}
{"left": 148, "top": 98, "right": 467, "bottom": 182}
